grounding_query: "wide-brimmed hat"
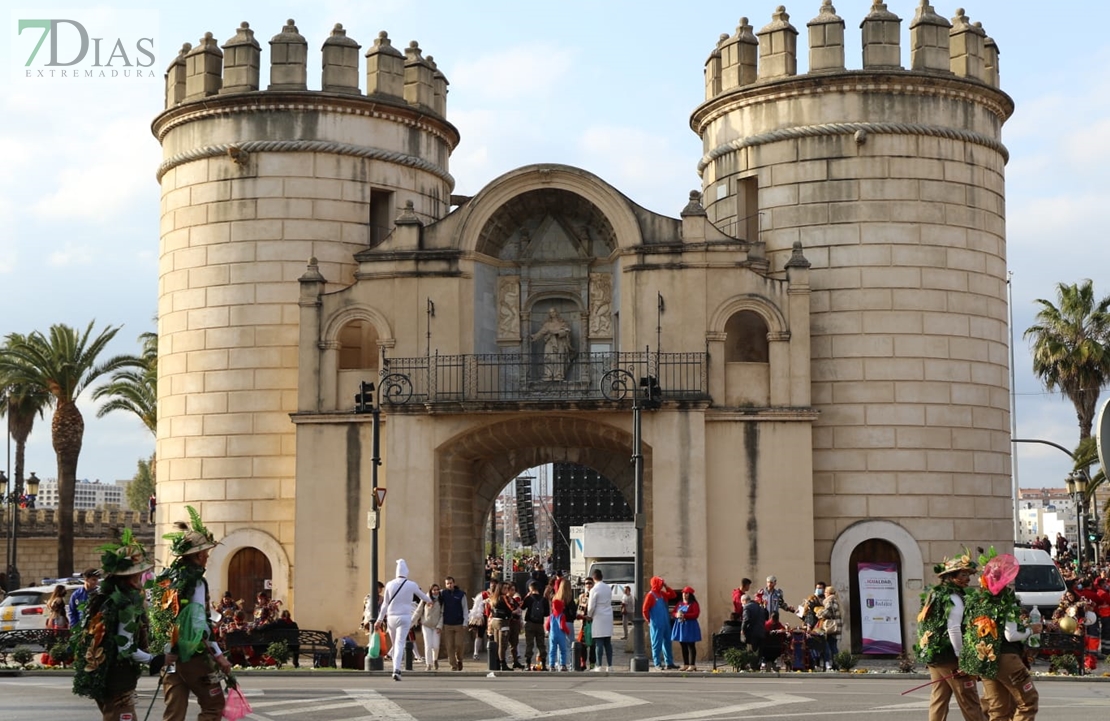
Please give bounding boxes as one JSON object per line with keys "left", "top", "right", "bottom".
{"left": 98, "top": 529, "right": 154, "bottom": 578}
{"left": 163, "top": 505, "right": 218, "bottom": 556}
{"left": 935, "top": 551, "right": 978, "bottom": 577}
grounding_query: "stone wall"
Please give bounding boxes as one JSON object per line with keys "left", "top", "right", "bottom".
{"left": 0, "top": 509, "right": 155, "bottom": 585}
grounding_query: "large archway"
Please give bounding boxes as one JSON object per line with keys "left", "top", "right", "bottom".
{"left": 435, "top": 414, "right": 653, "bottom": 595}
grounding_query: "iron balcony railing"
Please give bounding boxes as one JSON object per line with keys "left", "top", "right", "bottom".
{"left": 377, "top": 351, "right": 708, "bottom": 405}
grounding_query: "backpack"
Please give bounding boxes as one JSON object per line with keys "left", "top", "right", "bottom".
{"left": 526, "top": 596, "right": 546, "bottom": 624}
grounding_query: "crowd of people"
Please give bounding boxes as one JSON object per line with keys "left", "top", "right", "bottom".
{"left": 728, "top": 575, "right": 843, "bottom": 671}
{"left": 359, "top": 561, "right": 696, "bottom": 676}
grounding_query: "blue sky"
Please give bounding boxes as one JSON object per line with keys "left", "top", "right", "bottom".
{"left": 1, "top": 1, "right": 1107, "bottom": 497}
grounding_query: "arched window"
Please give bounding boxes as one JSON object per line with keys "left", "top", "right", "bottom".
{"left": 337, "top": 320, "right": 379, "bottom": 370}
{"left": 724, "top": 310, "right": 768, "bottom": 362}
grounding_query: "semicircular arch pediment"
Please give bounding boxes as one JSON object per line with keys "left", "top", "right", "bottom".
{"left": 455, "top": 164, "right": 645, "bottom": 258}
{"left": 709, "top": 294, "right": 788, "bottom": 336}
{"left": 321, "top": 304, "right": 394, "bottom": 347}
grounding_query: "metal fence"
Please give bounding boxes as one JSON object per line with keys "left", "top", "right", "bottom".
{"left": 379, "top": 351, "right": 708, "bottom": 405}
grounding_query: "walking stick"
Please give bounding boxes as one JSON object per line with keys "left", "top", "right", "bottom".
{"left": 901, "top": 671, "right": 956, "bottom": 695}
{"left": 143, "top": 671, "right": 165, "bottom": 721}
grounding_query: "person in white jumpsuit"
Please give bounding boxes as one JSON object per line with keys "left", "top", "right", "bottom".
{"left": 375, "top": 559, "right": 431, "bottom": 680}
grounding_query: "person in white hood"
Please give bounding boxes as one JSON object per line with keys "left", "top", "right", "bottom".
{"left": 376, "top": 559, "right": 432, "bottom": 680}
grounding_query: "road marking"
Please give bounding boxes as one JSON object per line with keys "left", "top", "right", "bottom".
{"left": 633, "top": 692, "right": 811, "bottom": 721}
{"left": 265, "top": 700, "right": 363, "bottom": 716}
{"left": 344, "top": 688, "right": 419, "bottom": 721}
{"left": 460, "top": 688, "right": 649, "bottom": 720}
{"left": 870, "top": 700, "right": 930, "bottom": 710}
{"left": 461, "top": 688, "right": 543, "bottom": 718}
{"left": 248, "top": 694, "right": 350, "bottom": 709}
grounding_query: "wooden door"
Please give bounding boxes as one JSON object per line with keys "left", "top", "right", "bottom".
{"left": 848, "top": 538, "right": 903, "bottom": 656}
{"left": 227, "top": 547, "right": 272, "bottom": 617}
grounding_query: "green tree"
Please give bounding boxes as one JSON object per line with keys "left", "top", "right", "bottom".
{"left": 92, "top": 330, "right": 156, "bottom": 435}
{"left": 1024, "top": 280, "right": 1110, "bottom": 440}
{"left": 0, "top": 322, "right": 141, "bottom": 576}
{"left": 0, "top": 342, "right": 52, "bottom": 536}
{"left": 125, "top": 456, "right": 156, "bottom": 514}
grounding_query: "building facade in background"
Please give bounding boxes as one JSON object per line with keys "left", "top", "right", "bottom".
{"left": 154, "top": 4, "right": 1014, "bottom": 653}
{"left": 34, "top": 478, "right": 127, "bottom": 511}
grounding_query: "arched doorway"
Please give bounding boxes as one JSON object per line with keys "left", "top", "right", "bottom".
{"left": 435, "top": 413, "right": 652, "bottom": 597}
{"left": 848, "top": 539, "right": 903, "bottom": 656}
{"left": 227, "top": 547, "right": 272, "bottom": 617}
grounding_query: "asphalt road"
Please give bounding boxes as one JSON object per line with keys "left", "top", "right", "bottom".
{"left": 2, "top": 672, "right": 1108, "bottom": 721}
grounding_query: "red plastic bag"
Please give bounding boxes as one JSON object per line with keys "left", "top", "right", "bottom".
{"left": 222, "top": 686, "right": 252, "bottom": 721}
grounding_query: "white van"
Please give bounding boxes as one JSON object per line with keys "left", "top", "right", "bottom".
{"left": 1013, "top": 547, "right": 1066, "bottom": 615}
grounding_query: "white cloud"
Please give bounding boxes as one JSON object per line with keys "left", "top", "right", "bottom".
{"left": 31, "top": 113, "right": 160, "bottom": 224}
{"left": 48, "top": 241, "right": 96, "bottom": 267}
{"left": 576, "top": 125, "right": 699, "bottom": 215}
{"left": 448, "top": 43, "right": 575, "bottom": 100}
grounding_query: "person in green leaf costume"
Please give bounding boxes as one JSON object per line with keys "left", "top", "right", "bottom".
{"left": 72, "top": 529, "right": 164, "bottom": 721}
{"left": 914, "top": 550, "right": 985, "bottom": 721}
{"left": 152, "top": 507, "right": 231, "bottom": 721}
{"left": 959, "top": 550, "right": 1040, "bottom": 721}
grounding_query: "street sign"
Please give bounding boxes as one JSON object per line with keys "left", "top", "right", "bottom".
{"left": 374, "top": 487, "right": 387, "bottom": 507}
{"left": 367, "top": 510, "right": 379, "bottom": 530}
{"left": 1097, "top": 398, "right": 1110, "bottom": 479}
{"left": 264, "top": 579, "right": 273, "bottom": 590}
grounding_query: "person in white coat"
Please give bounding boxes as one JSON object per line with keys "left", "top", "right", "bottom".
{"left": 586, "top": 568, "right": 615, "bottom": 672}
{"left": 375, "top": 559, "right": 432, "bottom": 680}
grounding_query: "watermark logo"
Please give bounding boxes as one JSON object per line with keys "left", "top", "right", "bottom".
{"left": 13, "top": 10, "right": 159, "bottom": 81}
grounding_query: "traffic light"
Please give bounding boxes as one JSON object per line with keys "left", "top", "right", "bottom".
{"left": 354, "top": 381, "right": 375, "bottom": 413}
{"left": 640, "top": 375, "right": 662, "bottom": 409}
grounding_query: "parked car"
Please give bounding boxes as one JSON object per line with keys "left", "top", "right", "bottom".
{"left": 0, "top": 579, "right": 83, "bottom": 631}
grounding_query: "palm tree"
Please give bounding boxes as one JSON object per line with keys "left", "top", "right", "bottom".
{"left": 0, "top": 322, "right": 141, "bottom": 576}
{"left": 1024, "top": 280, "right": 1110, "bottom": 440}
{"left": 0, "top": 342, "right": 52, "bottom": 548}
{"left": 92, "top": 330, "right": 157, "bottom": 436}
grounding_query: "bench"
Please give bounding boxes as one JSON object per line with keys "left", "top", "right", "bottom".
{"left": 0, "top": 628, "right": 70, "bottom": 653}
{"left": 223, "top": 628, "right": 337, "bottom": 668}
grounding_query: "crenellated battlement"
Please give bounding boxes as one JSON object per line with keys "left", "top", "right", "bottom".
{"left": 704, "top": 1, "right": 1002, "bottom": 101}
{"left": 0, "top": 508, "right": 154, "bottom": 539}
{"left": 163, "top": 19, "right": 448, "bottom": 117}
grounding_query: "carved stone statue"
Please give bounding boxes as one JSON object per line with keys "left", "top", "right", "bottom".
{"left": 497, "top": 277, "right": 520, "bottom": 340}
{"left": 588, "top": 273, "right": 612, "bottom": 337}
{"left": 530, "top": 308, "right": 573, "bottom": 381}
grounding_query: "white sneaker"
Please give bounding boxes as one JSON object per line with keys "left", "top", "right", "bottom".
{"left": 591, "top": 665, "right": 604, "bottom": 672}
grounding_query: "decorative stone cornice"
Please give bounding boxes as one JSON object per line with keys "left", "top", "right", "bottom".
{"left": 156, "top": 138, "right": 455, "bottom": 187}
{"left": 691, "top": 70, "right": 1014, "bottom": 134}
{"left": 151, "top": 91, "right": 460, "bottom": 147}
{"left": 697, "top": 120, "right": 1008, "bottom": 175}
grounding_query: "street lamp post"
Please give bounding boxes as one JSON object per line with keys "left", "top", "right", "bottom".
{"left": 355, "top": 372, "right": 412, "bottom": 672}
{"left": 3, "top": 470, "right": 39, "bottom": 592}
{"left": 1064, "top": 471, "right": 1089, "bottom": 569}
{"left": 600, "top": 366, "right": 662, "bottom": 673}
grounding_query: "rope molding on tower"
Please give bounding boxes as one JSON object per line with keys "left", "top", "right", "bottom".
{"left": 697, "top": 121, "right": 1009, "bottom": 174}
{"left": 155, "top": 139, "right": 456, "bottom": 188}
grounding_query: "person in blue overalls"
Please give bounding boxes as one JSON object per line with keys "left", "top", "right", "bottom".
{"left": 643, "top": 576, "right": 678, "bottom": 670}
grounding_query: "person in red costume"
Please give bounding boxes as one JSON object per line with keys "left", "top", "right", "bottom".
{"left": 642, "top": 576, "right": 677, "bottom": 670}
{"left": 546, "top": 596, "right": 572, "bottom": 671}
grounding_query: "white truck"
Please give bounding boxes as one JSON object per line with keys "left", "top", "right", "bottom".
{"left": 570, "top": 521, "right": 636, "bottom": 611}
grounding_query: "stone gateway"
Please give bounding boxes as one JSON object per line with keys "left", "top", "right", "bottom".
{"left": 153, "top": 3, "right": 1013, "bottom": 657}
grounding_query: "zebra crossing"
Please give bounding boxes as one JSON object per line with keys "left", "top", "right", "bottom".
{"left": 236, "top": 687, "right": 811, "bottom": 721}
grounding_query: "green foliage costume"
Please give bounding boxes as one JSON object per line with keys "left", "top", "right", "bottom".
{"left": 915, "top": 551, "right": 977, "bottom": 665}
{"left": 72, "top": 529, "right": 156, "bottom": 702}
{"left": 150, "top": 506, "right": 219, "bottom": 662}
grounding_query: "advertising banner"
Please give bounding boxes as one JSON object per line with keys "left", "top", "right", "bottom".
{"left": 857, "top": 562, "right": 901, "bottom": 654}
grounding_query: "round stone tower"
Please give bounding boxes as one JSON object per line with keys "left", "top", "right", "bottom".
{"left": 692, "top": 2, "right": 1014, "bottom": 582}
{"left": 152, "top": 20, "right": 458, "bottom": 601}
